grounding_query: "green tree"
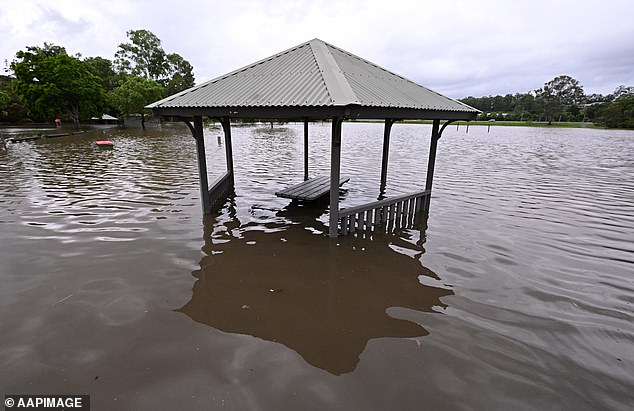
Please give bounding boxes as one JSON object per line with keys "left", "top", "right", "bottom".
{"left": 535, "top": 75, "right": 585, "bottom": 124}
{"left": 114, "top": 29, "right": 167, "bottom": 81}
{"left": 108, "top": 76, "right": 163, "bottom": 128}
{"left": 10, "top": 43, "right": 105, "bottom": 128}
{"left": 0, "top": 89, "right": 9, "bottom": 108}
{"left": 0, "top": 88, "right": 9, "bottom": 121}
{"left": 83, "top": 56, "right": 122, "bottom": 91}
{"left": 114, "top": 29, "right": 195, "bottom": 93}
{"left": 0, "top": 76, "right": 27, "bottom": 122}
{"left": 164, "top": 53, "right": 195, "bottom": 95}
{"left": 594, "top": 86, "right": 634, "bottom": 128}
{"left": 612, "top": 85, "right": 634, "bottom": 100}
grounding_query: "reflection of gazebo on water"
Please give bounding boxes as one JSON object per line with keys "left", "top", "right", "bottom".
{"left": 177, "top": 201, "right": 453, "bottom": 375}
{"left": 148, "top": 39, "right": 478, "bottom": 237}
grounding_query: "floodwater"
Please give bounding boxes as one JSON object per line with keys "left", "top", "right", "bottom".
{"left": 0, "top": 122, "right": 632, "bottom": 410}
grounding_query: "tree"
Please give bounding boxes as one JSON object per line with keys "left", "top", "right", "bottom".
{"left": 10, "top": 43, "right": 105, "bottom": 128}
{"left": 83, "top": 56, "right": 122, "bottom": 91}
{"left": 535, "top": 75, "right": 585, "bottom": 124}
{"left": 612, "top": 85, "right": 634, "bottom": 100}
{"left": 164, "top": 53, "right": 195, "bottom": 95}
{"left": 114, "top": 30, "right": 167, "bottom": 81}
{"left": 594, "top": 85, "right": 634, "bottom": 128}
{"left": 114, "top": 29, "right": 195, "bottom": 93}
{"left": 108, "top": 76, "right": 163, "bottom": 128}
{"left": 0, "top": 89, "right": 9, "bottom": 108}
{"left": 0, "top": 76, "right": 26, "bottom": 122}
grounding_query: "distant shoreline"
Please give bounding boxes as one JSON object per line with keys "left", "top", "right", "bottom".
{"left": 392, "top": 120, "right": 602, "bottom": 129}
{"left": 1, "top": 120, "right": 627, "bottom": 131}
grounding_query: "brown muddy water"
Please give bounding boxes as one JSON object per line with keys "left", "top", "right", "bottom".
{"left": 1, "top": 122, "right": 633, "bottom": 410}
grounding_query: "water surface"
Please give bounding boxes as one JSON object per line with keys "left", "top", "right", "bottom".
{"left": 0, "top": 122, "right": 632, "bottom": 410}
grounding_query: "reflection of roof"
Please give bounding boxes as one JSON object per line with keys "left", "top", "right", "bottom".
{"left": 148, "top": 38, "right": 478, "bottom": 120}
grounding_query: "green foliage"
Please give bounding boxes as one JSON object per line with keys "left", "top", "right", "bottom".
{"left": 460, "top": 93, "right": 537, "bottom": 121}
{"left": 10, "top": 43, "right": 105, "bottom": 127}
{"left": 595, "top": 95, "right": 634, "bottom": 129}
{"left": 3, "top": 31, "right": 196, "bottom": 125}
{"left": 114, "top": 29, "right": 195, "bottom": 94}
{"left": 0, "top": 89, "right": 9, "bottom": 107}
{"left": 114, "top": 30, "right": 167, "bottom": 80}
{"left": 165, "top": 53, "right": 195, "bottom": 95}
{"left": 0, "top": 76, "right": 27, "bottom": 121}
{"left": 108, "top": 76, "right": 163, "bottom": 128}
{"left": 535, "top": 75, "right": 585, "bottom": 124}
{"left": 459, "top": 76, "right": 632, "bottom": 126}
{"left": 83, "top": 56, "right": 123, "bottom": 91}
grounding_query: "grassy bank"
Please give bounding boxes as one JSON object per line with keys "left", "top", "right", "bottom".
{"left": 393, "top": 120, "right": 601, "bottom": 128}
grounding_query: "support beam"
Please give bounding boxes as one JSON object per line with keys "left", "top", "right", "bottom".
{"left": 425, "top": 120, "right": 441, "bottom": 193}
{"left": 379, "top": 118, "right": 395, "bottom": 198}
{"left": 423, "top": 119, "right": 441, "bottom": 211}
{"left": 304, "top": 120, "right": 309, "bottom": 181}
{"left": 329, "top": 118, "right": 343, "bottom": 238}
{"left": 424, "top": 119, "right": 456, "bottom": 211}
{"left": 219, "top": 117, "right": 235, "bottom": 187}
{"left": 193, "top": 116, "right": 211, "bottom": 214}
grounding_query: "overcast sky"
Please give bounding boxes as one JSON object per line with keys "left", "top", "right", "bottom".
{"left": 1, "top": 0, "right": 632, "bottom": 98}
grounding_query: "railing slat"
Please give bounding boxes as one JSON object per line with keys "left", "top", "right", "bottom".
{"left": 338, "top": 190, "right": 431, "bottom": 236}
{"left": 338, "top": 189, "right": 429, "bottom": 218}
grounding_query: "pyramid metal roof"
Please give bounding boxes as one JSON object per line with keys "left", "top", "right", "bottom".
{"left": 148, "top": 39, "right": 478, "bottom": 120}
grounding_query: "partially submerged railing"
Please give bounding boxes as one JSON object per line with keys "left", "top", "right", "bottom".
{"left": 208, "top": 171, "right": 234, "bottom": 210}
{"left": 338, "top": 189, "right": 430, "bottom": 235}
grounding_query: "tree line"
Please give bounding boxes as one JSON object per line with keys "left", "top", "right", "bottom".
{"left": 0, "top": 29, "right": 194, "bottom": 128}
{"left": 2, "top": 35, "right": 633, "bottom": 129}
{"left": 460, "top": 75, "right": 634, "bottom": 128}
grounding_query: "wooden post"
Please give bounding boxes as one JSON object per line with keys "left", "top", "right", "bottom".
{"left": 424, "top": 119, "right": 441, "bottom": 211}
{"left": 304, "top": 120, "right": 309, "bottom": 181}
{"left": 193, "top": 116, "right": 211, "bottom": 214}
{"left": 220, "top": 118, "right": 235, "bottom": 187}
{"left": 329, "top": 118, "right": 343, "bottom": 238}
{"left": 379, "top": 118, "right": 395, "bottom": 197}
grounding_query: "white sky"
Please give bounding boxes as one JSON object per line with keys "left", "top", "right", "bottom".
{"left": 1, "top": 0, "right": 632, "bottom": 98}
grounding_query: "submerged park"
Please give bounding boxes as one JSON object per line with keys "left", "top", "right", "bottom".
{"left": 1, "top": 32, "right": 633, "bottom": 410}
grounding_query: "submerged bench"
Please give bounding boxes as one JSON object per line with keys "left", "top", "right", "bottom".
{"left": 275, "top": 175, "right": 350, "bottom": 201}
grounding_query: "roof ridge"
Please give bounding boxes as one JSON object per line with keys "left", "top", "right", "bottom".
{"left": 308, "top": 39, "right": 359, "bottom": 106}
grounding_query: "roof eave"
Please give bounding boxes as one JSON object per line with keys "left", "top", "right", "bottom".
{"left": 150, "top": 104, "right": 479, "bottom": 121}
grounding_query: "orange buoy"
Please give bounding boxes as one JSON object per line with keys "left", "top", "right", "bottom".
{"left": 95, "top": 140, "right": 114, "bottom": 149}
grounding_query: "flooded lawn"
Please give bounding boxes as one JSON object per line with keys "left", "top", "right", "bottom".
{"left": 1, "top": 122, "right": 632, "bottom": 410}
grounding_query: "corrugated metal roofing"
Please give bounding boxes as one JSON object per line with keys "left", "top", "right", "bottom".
{"left": 147, "top": 39, "right": 477, "bottom": 115}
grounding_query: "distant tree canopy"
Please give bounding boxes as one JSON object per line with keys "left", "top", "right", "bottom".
{"left": 0, "top": 89, "right": 10, "bottom": 108}
{"left": 108, "top": 76, "right": 163, "bottom": 129}
{"left": 2, "top": 38, "right": 631, "bottom": 129}
{"left": 10, "top": 43, "right": 105, "bottom": 128}
{"left": 534, "top": 75, "right": 585, "bottom": 124}
{"left": 0, "top": 75, "right": 26, "bottom": 121}
{"left": 460, "top": 76, "right": 633, "bottom": 128}
{"left": 2, "top": 29, "right": 196, "bottom": 125}
{"left": 595, "top": 93, "right": 634, "bottom": 128}
{"left": 114, "top": 29, "right": 195, "bottom": 93}
{"left": 83, "top": 56, "right": 122, "bottom": 91}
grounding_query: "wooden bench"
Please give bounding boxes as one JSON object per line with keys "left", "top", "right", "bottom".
{"left": 275, "top": 175, "right": 349, "bottom": 201}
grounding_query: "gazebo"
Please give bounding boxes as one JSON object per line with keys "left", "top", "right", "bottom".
{"left": 147, "top": 39, "right": 479, "bottom": 237}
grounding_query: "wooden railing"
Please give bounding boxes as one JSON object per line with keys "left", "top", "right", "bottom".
{"left": 208, "top": 172, "right": 234, "bottom": 210}
{"left": 338, "top": 190, "right": 430, "bottom": 235}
